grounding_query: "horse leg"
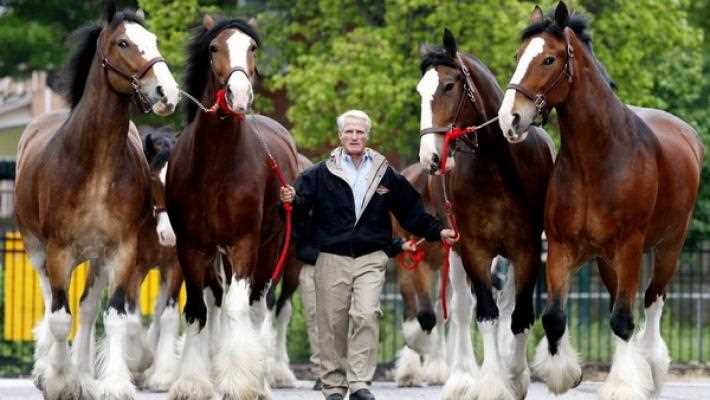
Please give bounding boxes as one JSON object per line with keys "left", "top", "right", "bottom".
{"left": 637, "top": 238, "right": 683, "bottom": 397}
{"left": 395, "top": 263, "right": 425, "bottom": 387}
{"left": 422, "top": 296, "right": 450, "bottom": 386}
{"left": 466, "top": 250, "right": 515, "bottom": 400}
{"left": 270, "top": 258, "right": 300, "bottom": 388}
{"left": 41, "top": 243, "right": 87, "bottom": 400}
{"left": 146, "top": 267, "right": 168, "bottom": 352}
{"left": 503, "top": 248, "right": 541, "bottom": 400}
{"left": 441, "top": 250, "right": 479, "bottom": 400}
{"left": 167, "top": 246, "right": 215, "bottom": 400}
{"left": 212, "top": 237, "right": 270, "bottom": 400}
{"left": 532, "top": 241, "right": 582, "bottom": 395}
{"left": 597, "top": 257, "right": 617, "bottom": 313}
{"left": 23, "top": 233, "right": 50, "bottom": 391}
{"left": 71, "top": 262, "right": 107, "bottom": 378}
{"left": 204, "top": 254, "right": 224, "bottom": 358}
{"left": 124, "top": 268, "right": 154, "bottom": 382}
{"left": 599, "top": 235, "right": 654, "bottom": 400}
{"left": 97, "top": 241, "right": 143, "bottom": 400}
{"left": 144, "top": 261, "right": 182, "bottom": 392}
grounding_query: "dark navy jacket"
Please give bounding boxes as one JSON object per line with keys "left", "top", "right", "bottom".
{"left": 291, "top": 148, "right": 443, "bottom": 262}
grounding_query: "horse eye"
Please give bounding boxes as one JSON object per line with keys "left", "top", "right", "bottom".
{"left": 444, "top": 82, "right": 455, "bottom": 92}
{"left": 249, "top": 45, "right": 256, "bottom": 52}
{"left": 543, "top": 56, "right": 555, "bottom": 65}
{"left": 118, "top": 40, "right": 129, "bottom": 49}
{"left": 209, "top": 44, "right": 218, "bottom": 53}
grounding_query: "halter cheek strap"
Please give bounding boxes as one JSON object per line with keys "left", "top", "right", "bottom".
{"left": 506, "top": 32, "right": 575, "bottom": 125}
{"left": 96, "top": 39, "right": 168, "bottom": 113}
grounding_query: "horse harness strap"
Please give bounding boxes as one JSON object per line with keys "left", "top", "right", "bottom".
{"left": 506, "top": 36, "right": 575, "bottom": 125}
{"left": 223, "top": 66, "right": 250, "bottom": 86}
{"left": 96, "top": 39, "right": 167, "bottom": 113}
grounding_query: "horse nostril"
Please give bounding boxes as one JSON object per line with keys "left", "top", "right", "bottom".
{"left": 156, "top": 85, "right": 165, "bottom": 99}
{"left": 512, "top": 113, "right": 521, "bottom": 128}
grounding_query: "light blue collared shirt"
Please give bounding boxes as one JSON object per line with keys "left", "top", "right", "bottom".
{"left": 340, "top": 150, "right": 373, "bottom": 220}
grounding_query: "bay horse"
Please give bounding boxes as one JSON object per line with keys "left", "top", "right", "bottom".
{"left": 393, "top": 164, "right": 516, "bottom": 389}
{"left": 165, "top": 15, "right": 299, "bottom": 400}
{"left": 70, "top": 127, "right": 182, "bottom": 390}
{"left": 14, "top": 2, "right": 179, "bottom": 399}
{"left": 499, "top": 3, "right": 704, "bottom": 398}
{"left": 417, "top": 30, "right": 554, "bottom": 400}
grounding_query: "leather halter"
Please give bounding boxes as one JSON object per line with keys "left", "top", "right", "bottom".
{"left": 419, "top": 52, "right": 482, "bottom": 152}
{"left": 96, "top": 38, "right": 167, "bottom": 113}
{"left": 507, "top": 35, "right": 575, "bottom": 126}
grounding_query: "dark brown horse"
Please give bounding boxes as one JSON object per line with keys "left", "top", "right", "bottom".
{"left": 499, "top": 3, "right": 704, "bottom": 398}
{"left": 14, "top": 3, "right": 179, "bottom": 400}
{"left": 417, "top": 30, "right": 554, "bottom": 400}
{"left": 165, "top": 15, "right": 298, "bottom": 400}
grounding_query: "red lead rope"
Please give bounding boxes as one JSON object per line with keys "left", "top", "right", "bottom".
{"left": 204, "top": 89, "right": 292, "bottom": 290}
{"left": 438, "top": 126, "right": 475, "bottom": 173}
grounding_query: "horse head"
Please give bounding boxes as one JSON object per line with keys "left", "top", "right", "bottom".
{"left": 417, "top": 29, "right": 492, "bottom": 174}
{"left": 96, "top": 1, "right": 179, "bottom": 115}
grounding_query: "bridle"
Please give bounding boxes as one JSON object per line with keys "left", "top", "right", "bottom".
{"left": 96, "top": 37, "right": 167, "bottom": 113}
{"left": 506, "top": 34, "right": 575, "bottom": 126}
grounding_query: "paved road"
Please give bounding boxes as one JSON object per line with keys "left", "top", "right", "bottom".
{"left": 2, "top": 379, "right": 710, "bottom": 399}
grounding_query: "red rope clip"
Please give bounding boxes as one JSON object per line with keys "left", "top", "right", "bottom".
{"left": 398, "top": 240, "right": 426, "bottom": 271}
{"left": 208, "top": 89, "right": 245, "bottom": 121}
{"left": 438, "top": 126, "right": 474, "bottom": 172}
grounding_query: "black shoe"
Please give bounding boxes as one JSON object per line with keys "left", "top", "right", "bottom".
{"left": 326, "top": 394, "right": 344, "bottom": 400}
{"left": 313, "top": 378, "right": 323, "bottom": 391}
{"left": 349, "top": 388, "right": 375, "bottom": 400}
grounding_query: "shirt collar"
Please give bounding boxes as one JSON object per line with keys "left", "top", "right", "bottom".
{"left": 341, "top": 148, "right": 373, "bottom": 165}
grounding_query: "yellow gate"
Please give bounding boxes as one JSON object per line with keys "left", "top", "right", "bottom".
{"left": 3, "top": 231, "right": 185, "bottom": 341}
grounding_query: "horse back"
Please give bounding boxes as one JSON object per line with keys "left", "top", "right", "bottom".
{"left": 16, "top": 111, "right": 70, "bottom": 181}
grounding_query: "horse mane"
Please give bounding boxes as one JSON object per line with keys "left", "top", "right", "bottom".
{"left": 521, "top": 11, "right": 616, "bottom": 89}
{"left": 141, "top": 126, "right": 176, "bottom": 171}
{"left": 59, "top": 10, "right": 147, "bottom": 108}
{"left": 184, "top": 18, "right": 261, "bottom": 123}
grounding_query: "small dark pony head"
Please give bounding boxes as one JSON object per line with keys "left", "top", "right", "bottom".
{"left": 59, "top": 3, "right": 146, "bottom": 108}
{"left": 521, "top": 3, "right": 616, "bottom": 90}
{"left": 184, "top": 16, "right": 261, "bottom": 123}
{"left": 142, "top": 126, "right": 176, "bottom": 173}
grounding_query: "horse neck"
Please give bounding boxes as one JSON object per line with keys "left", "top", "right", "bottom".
{"left": 556, "top": 46, "right": 634, "bottom": 165}
{"left": 458, "top": 56, "right": 506, "bottom": 149}
{"left": 64, "top": 56, "right": 131, "bottom": 168}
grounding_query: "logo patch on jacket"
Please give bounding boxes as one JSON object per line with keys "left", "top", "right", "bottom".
{"left": 375, "top": 185, "right": 390, "bottom": 195}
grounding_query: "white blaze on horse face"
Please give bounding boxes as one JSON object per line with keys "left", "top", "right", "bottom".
{"left": 225, "top": 30, "right": 255, "bottom": 113}
{"left": 124, "top": 23, "right": 179, "bottom": 116}
{"left": 159, "top": 164, "right": 168, "bottom": 186}
{"left": 499, "top": 37, "right": 545, "bottom": 143}
{"left": 417, "top": 68, "right": 445, "bottom": 172}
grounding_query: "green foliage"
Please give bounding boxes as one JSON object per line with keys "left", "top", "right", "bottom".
{"left": 138, "top": 0, "right": 200, "bottom": 69}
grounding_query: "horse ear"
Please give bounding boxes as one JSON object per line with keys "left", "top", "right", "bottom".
{"left": 202, "top": 14, "right": 216, "bottom": 31}
{"left": 555, "top": 1, "right": 570, "bottom": 27}
{"left": 104, "top": 0, "right": 116, "bottom": 24}
{"left": 530, "top": 5, "right": 544, "bottom": 24}
{"left": 247, "top": 17, "right": 258, "bottom": 31}
{"left": 442, "top": 28, "right": 457, "bottom": 58}
{"left": 419, "top": 43, "right": 434, "bottom": 57}
{"left": 136, "top": 8, "right": 145, "bottom": 21}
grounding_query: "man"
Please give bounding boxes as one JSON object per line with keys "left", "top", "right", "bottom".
{"left": 280, "top": 110, "right": 456, "bottom": 400}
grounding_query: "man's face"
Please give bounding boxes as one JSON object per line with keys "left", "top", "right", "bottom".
{"left": 339, "top": 118, "right": 369, "bottom": 156}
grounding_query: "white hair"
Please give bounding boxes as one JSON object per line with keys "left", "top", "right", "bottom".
{"left": 337, "top": 109, "right": 371, "bottom": 133}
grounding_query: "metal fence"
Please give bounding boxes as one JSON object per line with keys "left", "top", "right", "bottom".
{"left": 375, "top": 245, "right": 710, "bottom": 366}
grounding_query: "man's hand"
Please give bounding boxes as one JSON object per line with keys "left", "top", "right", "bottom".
{"left": 280, "top": 185, "right": 296, "bottom": 203}
{"left": 401, "top": 240, "right": 418, "bottom": 252}
{"left": 440, "top": 228, "right": 458, "bottom": 245}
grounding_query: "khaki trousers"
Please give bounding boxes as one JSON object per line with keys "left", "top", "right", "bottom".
{"left": 298, "top": 264, "right": 320, "bottom": 373}
{"left": 315, "top": 251, "right": 388, "bottom": 397}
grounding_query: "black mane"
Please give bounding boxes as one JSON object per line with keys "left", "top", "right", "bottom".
{"left": 420, "top": 47, "right": 458, "bottom": 75}
{"left": 184, "top": 18, "right": 261, "bottom": 123}
{"left": 59, "top": 10, "right": 146, "bottom": 108}
{"left": 521, "top": 11, "right": 616, "bottom": 89}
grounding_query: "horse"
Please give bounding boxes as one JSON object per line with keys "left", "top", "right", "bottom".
{"left": 499, "top": 3, "right": 704, "bottom": 398}
{"left": 68, "top": 126, "right": 182, "bottom": 390}
{"left": 165, "top": 15, "right": 299, "bottom": 400}
{"left": 393, "top": 164, "right": 517, "bottom": 389}
{"left": 417, "top": 29, "right": 555, "bottom": 400}
{"left": 14, "top": 2, "right": 180, "bottom": 399}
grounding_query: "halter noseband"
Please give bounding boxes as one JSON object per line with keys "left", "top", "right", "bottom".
{"left": 507, "top": 35, "right": 575, "bottom": 126}
{"left": 97, "top": 38, "right": 167, "bottom": 113}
